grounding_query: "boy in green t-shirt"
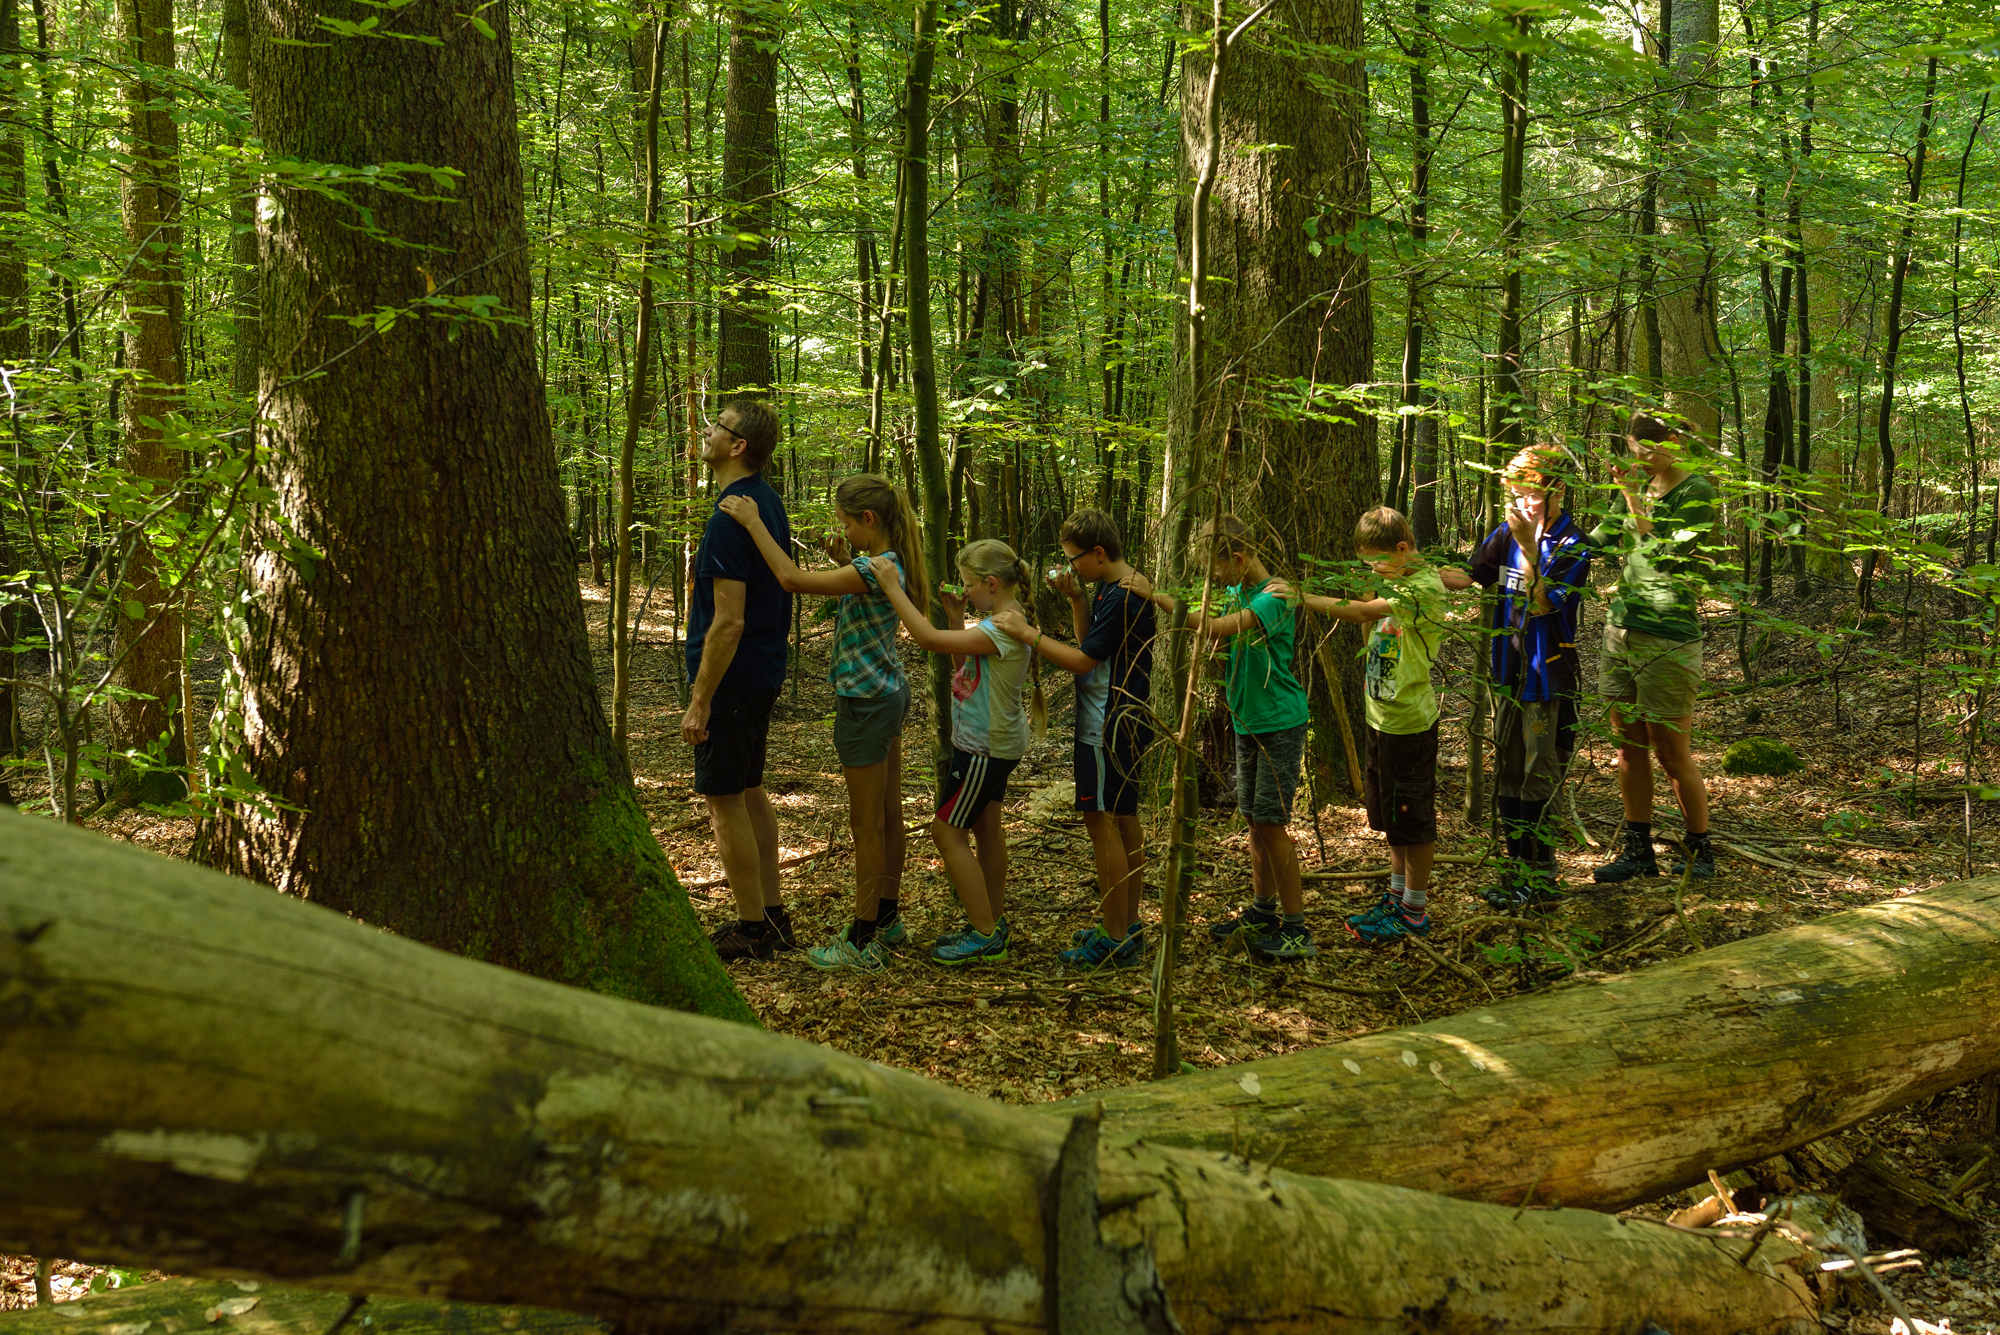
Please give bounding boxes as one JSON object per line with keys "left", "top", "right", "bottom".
{"left": 1122, "top": 516, "right": 1315, "bottom": 960}
{"left": 1292, "top": 507, "right": 1455, "bottom": 943}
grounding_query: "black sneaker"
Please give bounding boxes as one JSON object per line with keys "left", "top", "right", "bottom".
{"left": 710, "top": 921, "right": 776, "bottom": 962}
{"left": 1478, "top": 869, "right": 1523, "bottom": 911}
{"left": 1591, "top": 842, "right": 1660, "bottom": 884}
{"left": 1671, "top": 840, "right": 1718, "bottom": 879}
{"left": 1208, "top": 905, "right": 1279, "bottom": 944}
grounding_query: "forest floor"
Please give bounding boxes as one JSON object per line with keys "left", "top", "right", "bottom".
{"left": 9, "top": 561, "right": 2000, "bottom": 1330}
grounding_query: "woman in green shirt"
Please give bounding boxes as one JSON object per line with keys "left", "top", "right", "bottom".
{"left": 1589, "top": 414, "right": 1718, "bottom": 882}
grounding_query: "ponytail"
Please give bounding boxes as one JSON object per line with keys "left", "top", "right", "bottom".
{"left": 835, "top": 472, "right": 929, "bottom": 618}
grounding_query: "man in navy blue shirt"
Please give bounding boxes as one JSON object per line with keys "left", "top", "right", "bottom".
{"left": 681, "top": 398, "right": 794, "bottom": 961}
{"left": 1464, "top": 444, "right": 1592, "bottom": 911}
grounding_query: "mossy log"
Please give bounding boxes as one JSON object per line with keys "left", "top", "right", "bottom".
{"left": 1, "top": 814, "right": 1837, "bottom": 1334}
{"left": 1075, "top": 875, "right": 2000, "bottom": 1210}
{"left": 0, "top": 1280, "right": 605, "bottom": 1335}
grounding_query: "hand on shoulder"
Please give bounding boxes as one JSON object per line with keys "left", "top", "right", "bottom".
{"left": 717, "top": 495, "right": 759, "bottom": 527}
{"left": 991, "top": 606, "right": 1032, "bottom": 642}
{"left": 1118, "top": 570, "right": 1154, "bottom": 600}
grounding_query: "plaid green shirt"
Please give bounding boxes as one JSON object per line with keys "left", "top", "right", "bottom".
{"left": 834, "top": 552, "right": 908, "bottom": 698}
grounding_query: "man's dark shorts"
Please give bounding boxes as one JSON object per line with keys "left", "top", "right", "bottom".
{"left": 693, "top": 685, "right": 779, "bottom": 796}
{"left": 1363, "top": 722, "right": 1439, "bottom": 847}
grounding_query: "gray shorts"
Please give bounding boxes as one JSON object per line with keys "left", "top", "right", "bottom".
{"left": 1235, "top": 724, "right": 1306, "bottom": 827}
{"left": 834, "top": 685, "right": 909, "bottom": 768}
{"left": 1493, "top": 695, "right": 1575, "bottom": 804}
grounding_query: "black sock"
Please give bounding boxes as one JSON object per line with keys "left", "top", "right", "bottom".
{"left": 877, "top": 897, "right": 900, "bottom": 924}
{"left": 739, "top": 917, "right": 771, "bottom": 939}
{"left": 1519, "top": 799, "right": 1549, "bottom": 850}
{"left": 850, "top": 916, "right": 878, "bottom": 946}
{"left": 1686, "top": 829, "right": 1712, "bottom": 851}
{"left": 1624, "top": 820, "right": 1653, "bottom": 853}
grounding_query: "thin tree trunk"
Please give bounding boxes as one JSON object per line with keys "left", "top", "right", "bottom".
{"left": 612, "top": 18, "right": 668, "bottom": 755}
{"left": 1859, "top": 55, "right": 1938, "bottom": 612}
{"left": 0, "top": 0, "right": 24, "bottom": 805}
{"left": 716, "top": 5, "right": 778, "bottom": 392}
{"left": 1950, "top": 93, "right": 1990, "bottom": 567}
{"left": 110, "top": 0, "right": 187, "bottom": 803}
{"left": 900, "top": 0, "right": 951, "bottom": 800}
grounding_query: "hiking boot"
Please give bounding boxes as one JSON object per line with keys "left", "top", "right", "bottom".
{"left": 806, "top": 926, "right": 889, "bottom": 973}
{"left": 1247, "top": 919, "right": 1319, "bottom": 960}
{"left": 1347, "top": 897, "right": 1430, "bottom": 946}
{"left": 1061, "top": 926, "right": 1128, "bottom": 971}
{"left": 1671, "top": 839, "right": 1718, "bottom": 879}
{"left": 931, "top": 926, "right": 1009, "bottom": 967}
{"left": 1592, "top": 836, "right": 1660, "bottom": 884}
{"left": 709, "top": 921, "right": 776, "bottom": 962}
{"left": 1209, "top": 904, "right": 1280, "bottom": 945}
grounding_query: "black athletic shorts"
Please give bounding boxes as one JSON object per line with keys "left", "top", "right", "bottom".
{"left": 692, "top": 685, "right": 779, "bottom": 796}
{"left": 936, "top": 747, "right": 1020, "bottom": 830}
{"left": 1075, "top": 708, "right": 1152, "bottom": 818}
{"left": 1363, "top": 722, "right": 1439, "bottom": 847}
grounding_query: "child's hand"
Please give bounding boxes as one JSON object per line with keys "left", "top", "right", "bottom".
{"left": 1048, "top": 566, "right": 1080, "bottom": 600}
{"left": 991, "top": 606, "right": 1032, "bottom": 642}
{"left": 1439, "top": 567, "right": 1476, "bottom": 592}
{"left": 1265, "top": 577, "right": 1299, "bottom": 604}
{"left": 717, "top": 496, "right": 760, "bottom": 528}
{"left": 939, "top": 585, "right": 965, "bottom": 621}
{"left": 817, "top": 528, "right": 850, "bottom": 563}
{"left": 1118, "top": 570, "right": 1155, "bottom": 601}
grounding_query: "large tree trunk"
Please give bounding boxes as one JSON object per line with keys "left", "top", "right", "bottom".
{"left": 715, "top": 4, "right": 778, "bottom": 393}
{"left": 208, "top": 0, "right": 749, "bottom": 1023}
{"left": 1, "top": 813, "right": 1844, "bottom": 1335}
{"left": 222, "top": 0, "right": 256, "bottom": 401}
{"left": 1080, "top": 874, "right": 2000, "bottom": 1210}
{"left": 1652, "top": 0, "right": 1723, "bottom": 447}
{"left": 109, "top": 0, "right": 186, "bottom": 803}
{"left": 1170, "top": 0, "right": 1375, "bottom": 794}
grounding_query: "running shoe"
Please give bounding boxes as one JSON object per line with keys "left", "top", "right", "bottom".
{"left": 1346, "top": 900, "right": 1431, "bottom": 945}
{"left": 1208, "top": 904, "right": 1280, "bottom": 945}
{"left": 709, "top": 921, "right": 775, "bottom": 962}
{"left": 1247, "top": 920, "right": 1319, "bottom": 960}
{"left": 931, "top": 926, "right": 1009, "bottom": 967}
{"left": 1061, "top": 926, "right": 1126, "bottom": 971}
{"left": 807, "top": 926, "right": 889, "bottom": 973}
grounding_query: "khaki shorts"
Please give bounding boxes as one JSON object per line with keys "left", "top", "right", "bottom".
{"left": 1598, "top": 624, "right": 1703, "bottom": 721}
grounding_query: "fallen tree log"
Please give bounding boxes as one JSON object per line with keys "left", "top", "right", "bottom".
{"left": 0, "top": 813, "right": 1837, "bottom": 1333}
{"left": 1072, "top": 875, "right": 2000, "bottom": 1211}
{"left": 0, "top": 1279, "right": 607, "bottom": 1335}
{"left": 1840, "top": 1150, "right": 1983, "bottom": 1256}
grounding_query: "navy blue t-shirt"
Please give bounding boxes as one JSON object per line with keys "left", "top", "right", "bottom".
{"left": 1075, "top": 583, "right": 1156, "bottom": 746}
{"left": 687, "top": 473, "right": 792, "bottom": 691}
{"left": 1468, "top": 512, "right": 1592, "bottom": 704}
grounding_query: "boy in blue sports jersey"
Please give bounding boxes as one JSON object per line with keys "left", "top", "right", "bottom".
{"left": 994, "top": 509, "right": 1155, "bottom": 970}
{"left": 1464, "top": 443, "right": 1594, "bottom": 911}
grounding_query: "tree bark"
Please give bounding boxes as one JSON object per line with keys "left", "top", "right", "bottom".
{"left": 1169, "top": 0, "right": 1374, "bottom": 795}
{"left": 716, "top": 3, "right": 778, "bottom": 393}
{"left": 110, "top": 0, "right": 186, "bottom": 802}
{"left": 900, "top": 0, "right": 952, "bottom": 801}
{"left": 210, "top": 0, "right": 750, "bottom": 1023}
{"left": 222, "top": 0, "right": 256, "bottom": 401}
{"left": 1653, "top": 0, "right": 1723, "bottom": 446}
{"left": 0, "top": 0, "right": 24, "bottom": 805}
{"left": 0, "top": 812, "right": 1846, "bottom": 1335}
{"left": 1076, "top": 874, "right": 2000, "bottom": 1211}
{"left": 0, "top": 1279, "right": 606, "bottom": 1335}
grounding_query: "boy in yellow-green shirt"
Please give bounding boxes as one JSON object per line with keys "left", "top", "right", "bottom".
{"left": 1292, "top": 506, "right": 1455, "bottom": 943}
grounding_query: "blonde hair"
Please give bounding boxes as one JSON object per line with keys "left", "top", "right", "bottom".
{"left": 1354, "top": 506, "right": 1415, "bottom": 552}
{"left": 955, "top": 538, "right": 1047, "bottom": 741}
{"left": 835, "top": 473, "right": 929, "bottom": 618}
{"left": 1503, "top": 444, "right": 1574, "bottom": 492}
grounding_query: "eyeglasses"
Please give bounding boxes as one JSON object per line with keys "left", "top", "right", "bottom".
{"left": 703, "top": 413, "right": 746, "bottom": 444}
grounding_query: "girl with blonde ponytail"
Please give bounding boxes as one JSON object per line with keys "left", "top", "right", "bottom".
{"left": 718, "top": 472, "right": 922, "bottom": 972}
{"left": 876, "top": 536, "right": 1039, "bottom": 967}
